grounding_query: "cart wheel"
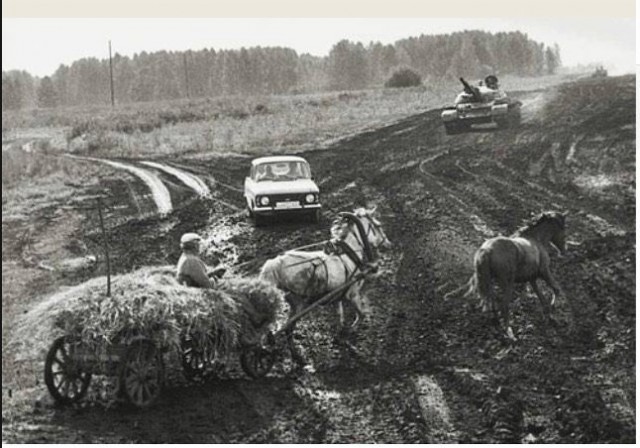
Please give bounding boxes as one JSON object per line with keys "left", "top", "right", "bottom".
{"left": 240, "top": 347, "right": 275, "bottom": 379}
{"left": 120, "top": 339, "right": 163, "bottom": 408}
{"left": 44, "top": 336, "right": 92, "bottom": 405}
{"left": 240, "top": 333, "right": 276, "bottom": 379}
{"left": 181, "top": 333, "right": 223, "bottom": 382}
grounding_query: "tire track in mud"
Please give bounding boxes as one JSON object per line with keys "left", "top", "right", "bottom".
{"left": 418, "top": 156, "right": 496, "bottom": 238}
{"left": 141, "top": 161, "right": 212, "bottom": 197}
{"left": 67, "top": 155, "right": 173, "bottom": 214}
{"left": 67, "top": 157, "right": 231, "bottom": 216}
{"left": 419, "top": 134, "right": 626, "bottom": 244}
{"left": 469, "top": 159, "right": 627, "bottom": 240}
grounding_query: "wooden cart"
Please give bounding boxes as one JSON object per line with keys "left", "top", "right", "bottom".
{"left": 44, "top": 274, "right": 365, "bottom": 408}
{"left": 184, "top": 273, "right": 368, "bottom": 381}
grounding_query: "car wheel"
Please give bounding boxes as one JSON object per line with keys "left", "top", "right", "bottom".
{"left": 309, "top": 209, "right": 320, "bottom": 224}
{"left": 254, "top": 214, "right": 266, "bottom": 227}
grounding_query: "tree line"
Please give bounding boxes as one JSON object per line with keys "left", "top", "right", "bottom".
{"left": 2, "top": 30, "right": 561, "bottom": 110}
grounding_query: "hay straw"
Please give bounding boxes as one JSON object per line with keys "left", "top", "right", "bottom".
{"left": 13, "top": 266, "right": 285, "bottom": 364}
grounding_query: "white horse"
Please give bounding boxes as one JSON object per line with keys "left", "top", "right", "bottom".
{"left": 259, "top": 207, "right": 391, "bottom": 365}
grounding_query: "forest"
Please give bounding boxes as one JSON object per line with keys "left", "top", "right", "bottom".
{"left": 2, "top": 30, "right": 561, "bottom": 110}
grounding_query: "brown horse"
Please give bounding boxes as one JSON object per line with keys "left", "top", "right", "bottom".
{"left": 449, "top": 211, "right": 567, "bottom": 340}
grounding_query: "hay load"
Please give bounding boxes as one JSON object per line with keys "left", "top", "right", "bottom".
{"left": 15, "top": 266, "right": 285, "bottom": 362}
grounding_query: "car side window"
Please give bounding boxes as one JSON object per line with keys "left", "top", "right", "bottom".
{"left": 288, "top": 162, "right": 300, "bottom": 178}
{"left": 302, "top": 163, "right": 311, "bottom": 179}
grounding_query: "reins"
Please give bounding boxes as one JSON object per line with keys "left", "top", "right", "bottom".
{"left": 338, "top": 212, "right": 374, "bottom": 262}
{"left": 230, "top": 240, "right": 329, "bottom": 270}
{"left": 280, "top": 220, "right": 368, "bottom": 270}
{"left": 230, "top": 212, "right": 381, "bottom": 275}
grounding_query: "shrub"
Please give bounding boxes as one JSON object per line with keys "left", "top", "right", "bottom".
{"left": 385, "top": 68, "right": 422, "bottom": 88}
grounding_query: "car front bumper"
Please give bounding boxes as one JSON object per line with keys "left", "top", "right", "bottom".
{"left": 253, "top": 203, "right": 321, "bottom": 215}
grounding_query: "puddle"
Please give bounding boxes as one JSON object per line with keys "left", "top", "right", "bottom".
{"left": 411, "top": 375, "right": 456, "bottom": 439}
{"left": 200, "top": 215, "right": 247, "bottom": 267}
{"left": 573, "top": 174, "right": 617, "bottom": 191}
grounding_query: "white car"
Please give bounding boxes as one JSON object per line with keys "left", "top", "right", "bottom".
{"left": 244, "top": 155, "right": 321, "bottom": 224}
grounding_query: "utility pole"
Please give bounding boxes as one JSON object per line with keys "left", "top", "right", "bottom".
{"left": 109, "top": 40, "right": 115, "bottom": 107}
{"left": 183, "top": 52, "right": 191, "bottom": 99}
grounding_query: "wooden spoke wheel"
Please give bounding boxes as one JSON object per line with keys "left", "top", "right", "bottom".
{"left": 181, "top": 333, "right": 223, "bottom": 382}
{"left": 44, "top": 336, "right": 92, "bottom": 405}
{"left": 240, "top": 333, "right": 276, "bottom": 379}
{"left": 120, "top": 339, "right": 164, "bottom": 408}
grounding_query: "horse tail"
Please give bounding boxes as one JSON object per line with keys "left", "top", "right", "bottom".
{"left": 443, "top": 275, "right": 474, "bottom": 301}
{"left": 473, "top": 248, "right": 493, "bottom": 312}
{"left": 462, "top": 274, "right": 477, "bottom": 298}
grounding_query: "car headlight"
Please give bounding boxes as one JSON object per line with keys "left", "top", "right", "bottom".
{"left": 305, "top": 194, "right": 316, "bottom": 203}
{"left": 259, "top": 196, "right": 270, "bottom": 206}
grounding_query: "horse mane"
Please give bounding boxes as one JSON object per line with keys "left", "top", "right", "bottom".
{"left": 514, "top": 211, "right": 565, "bottom": 236}
{"left": 353, "top": 207, "right": 382, "bottom": 225}
{"left": 353, "top": 207, "right": 368, "bottom": 218}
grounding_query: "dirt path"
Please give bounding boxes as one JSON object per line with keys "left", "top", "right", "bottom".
{"left": 68, "top": 156, "right": 173, "bottom": 214}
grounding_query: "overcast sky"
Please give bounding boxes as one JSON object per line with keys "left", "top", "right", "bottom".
{"left": 2, "top": 18, "right": 635, "bottom": 77}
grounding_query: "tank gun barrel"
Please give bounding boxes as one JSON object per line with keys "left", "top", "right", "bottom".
{"left": 459, "top": 77, "right": 482, "bottom": 102}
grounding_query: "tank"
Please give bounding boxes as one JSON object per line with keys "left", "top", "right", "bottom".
{"left": 591, "top": 66, "right": 608, "bottom": 78}
{"left": 441, "top": 77, "right": 522, "bottom": 135}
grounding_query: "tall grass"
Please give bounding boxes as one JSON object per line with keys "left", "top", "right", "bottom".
{"left": 2, "top": 141, "right": 80, "bottom": 189}
{"left": 1, "top": 141, "right": 99, "bottom": 220}
{"left": 67, "top": 87, "right": 448, "bottom": 158}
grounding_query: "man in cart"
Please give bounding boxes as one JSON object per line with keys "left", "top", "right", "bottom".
{"left": 176, "top": 233, "right": 225, "bottom": 288}
{"left": 176, "top": 233, "right": 266, "bottom": 327}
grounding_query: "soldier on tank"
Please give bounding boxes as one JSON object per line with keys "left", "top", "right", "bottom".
{"left": 484, "top": 75, "right": 499, "bottom": 90}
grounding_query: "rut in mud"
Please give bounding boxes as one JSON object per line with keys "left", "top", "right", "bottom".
{"left": 140, "top": 161, "right": 212, "bottom": 197}
{"left": 68, "top": 156, "right": 174, "bottom": 214}
{"left": 2, "top": 75, "right": 635, "bottom": 443}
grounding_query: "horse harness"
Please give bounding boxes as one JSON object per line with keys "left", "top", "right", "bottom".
{"left": 301, "top": 217, "right": 371, "bottom": 299}
{"left": 324, "top": 239, "right": 366, "bottom": 271}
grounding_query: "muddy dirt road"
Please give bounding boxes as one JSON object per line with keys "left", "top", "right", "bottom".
{"left": 2, "top": 75, "right": 635, "bottom": 443}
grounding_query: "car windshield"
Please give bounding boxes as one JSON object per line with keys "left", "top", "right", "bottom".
{"left": 254, "top": 161, "right": 311, "bottom": 182}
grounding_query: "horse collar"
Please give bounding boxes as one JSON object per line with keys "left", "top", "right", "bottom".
{"left": 335, "top": 240, "right": 366, "bottom": 270}
{"left": 337, "top": 212, "right": 374, "bottom": 262}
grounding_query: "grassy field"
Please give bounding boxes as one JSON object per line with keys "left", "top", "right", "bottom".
{"left": 2, "top": 74, "right": 575, "bottom": 161}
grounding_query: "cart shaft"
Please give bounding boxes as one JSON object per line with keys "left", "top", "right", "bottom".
{"left": 277, "top": 274, "right": 364, "bottom": 334}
